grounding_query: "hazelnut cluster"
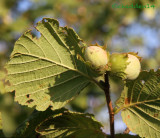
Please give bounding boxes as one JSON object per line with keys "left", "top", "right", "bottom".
{"left": 84, "top": 46, "right": 141, "bottom": 80}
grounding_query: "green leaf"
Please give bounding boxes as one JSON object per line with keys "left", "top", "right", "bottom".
{"left": 14, "top": 108, "right": 106, "bottom": 138}
{"left": 6, "top": 18, "right": 99, "bottom": 111}
{"left": 115, "top": 69, "right": 160, "bottom": 138}
{"left": 0, "top": 70, "right": 6, "bottom": 94}
{"left": 36, "top": 109, "right": 106, "bottom": 138}
{"left": 14, "top": 108, "right": 67, "bottom": 138}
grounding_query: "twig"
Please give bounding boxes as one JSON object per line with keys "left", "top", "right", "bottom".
{"left": 104, "top": 73, "right": 115, "bottom": 138}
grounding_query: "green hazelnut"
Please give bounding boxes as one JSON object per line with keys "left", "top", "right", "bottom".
{"left": 84, "top": 46, "right": 109, "bottom": 74}
{"left": 124, "top": 54, "right": 141, "bottom": 80}
{"left": 109, "top": 53, "right": 141, "bottom": 80}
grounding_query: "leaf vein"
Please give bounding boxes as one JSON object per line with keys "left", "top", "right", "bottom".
{"left": 8, "top": 58, "right": 39, "bottom": 65}
{"left": 13, "top": 70, "right": 69, "bottom": 86}
{"left": 137, "top": 75, "right": 155, "bottom": 102}
{"left": 135, "top": 106, "right": 160, "bottom": 121}
{"left": 143, "top": 103, "right": 160, "bottom": 111}
{"left": 23, "top": 35, "right": 47, "bottom": 57}
{"left": 15, "top": 75, "right": 82, "bottom": 98}
{"left": 16, "top": 43, "right": 30, "bottom": 53}
{"left": 128, "top": 108, "right": 160, "bottom": 133}
{"left": 47, "top": 22, "right": 77, "bottom": 69}
{"left": 37, "top": 27, "right": 62, "bottom": 63}
{"left": 8, "top": 63, "right": 56, "bottom": 75}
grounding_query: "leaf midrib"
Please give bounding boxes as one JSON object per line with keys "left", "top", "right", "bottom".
{"left": 115, "top": 98, "right": 160, "bottom": 114}
{"left": 10, "top": 52, "right": 103, "bottom": 90}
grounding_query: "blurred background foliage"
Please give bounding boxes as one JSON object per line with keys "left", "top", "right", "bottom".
{"left": 0, "top": 0, "right": 160, "bottom": 137}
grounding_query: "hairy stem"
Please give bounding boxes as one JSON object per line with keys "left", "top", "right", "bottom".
{"left": 104, "top": 73, "right": 115, "bottom": 138}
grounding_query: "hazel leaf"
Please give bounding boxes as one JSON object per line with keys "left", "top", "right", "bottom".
{"left": 5, "top": 18, "right": 100, "bottom": 111}
{"left": 115, "top": 69, "right": 160, "bottom": 138}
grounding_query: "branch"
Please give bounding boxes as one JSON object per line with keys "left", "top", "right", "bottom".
{"left": 104, "top": 73, "right": 115, "bottom": 138}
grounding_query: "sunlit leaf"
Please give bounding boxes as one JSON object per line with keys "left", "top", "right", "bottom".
{"left": 115, "top": 69, "right": 160, "bottom": 138}
{"left": 6, "top": 18, "right": 99, "bottom": 111}
{"left": 0, "top": 70, "right": 6, "bottom": 94}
